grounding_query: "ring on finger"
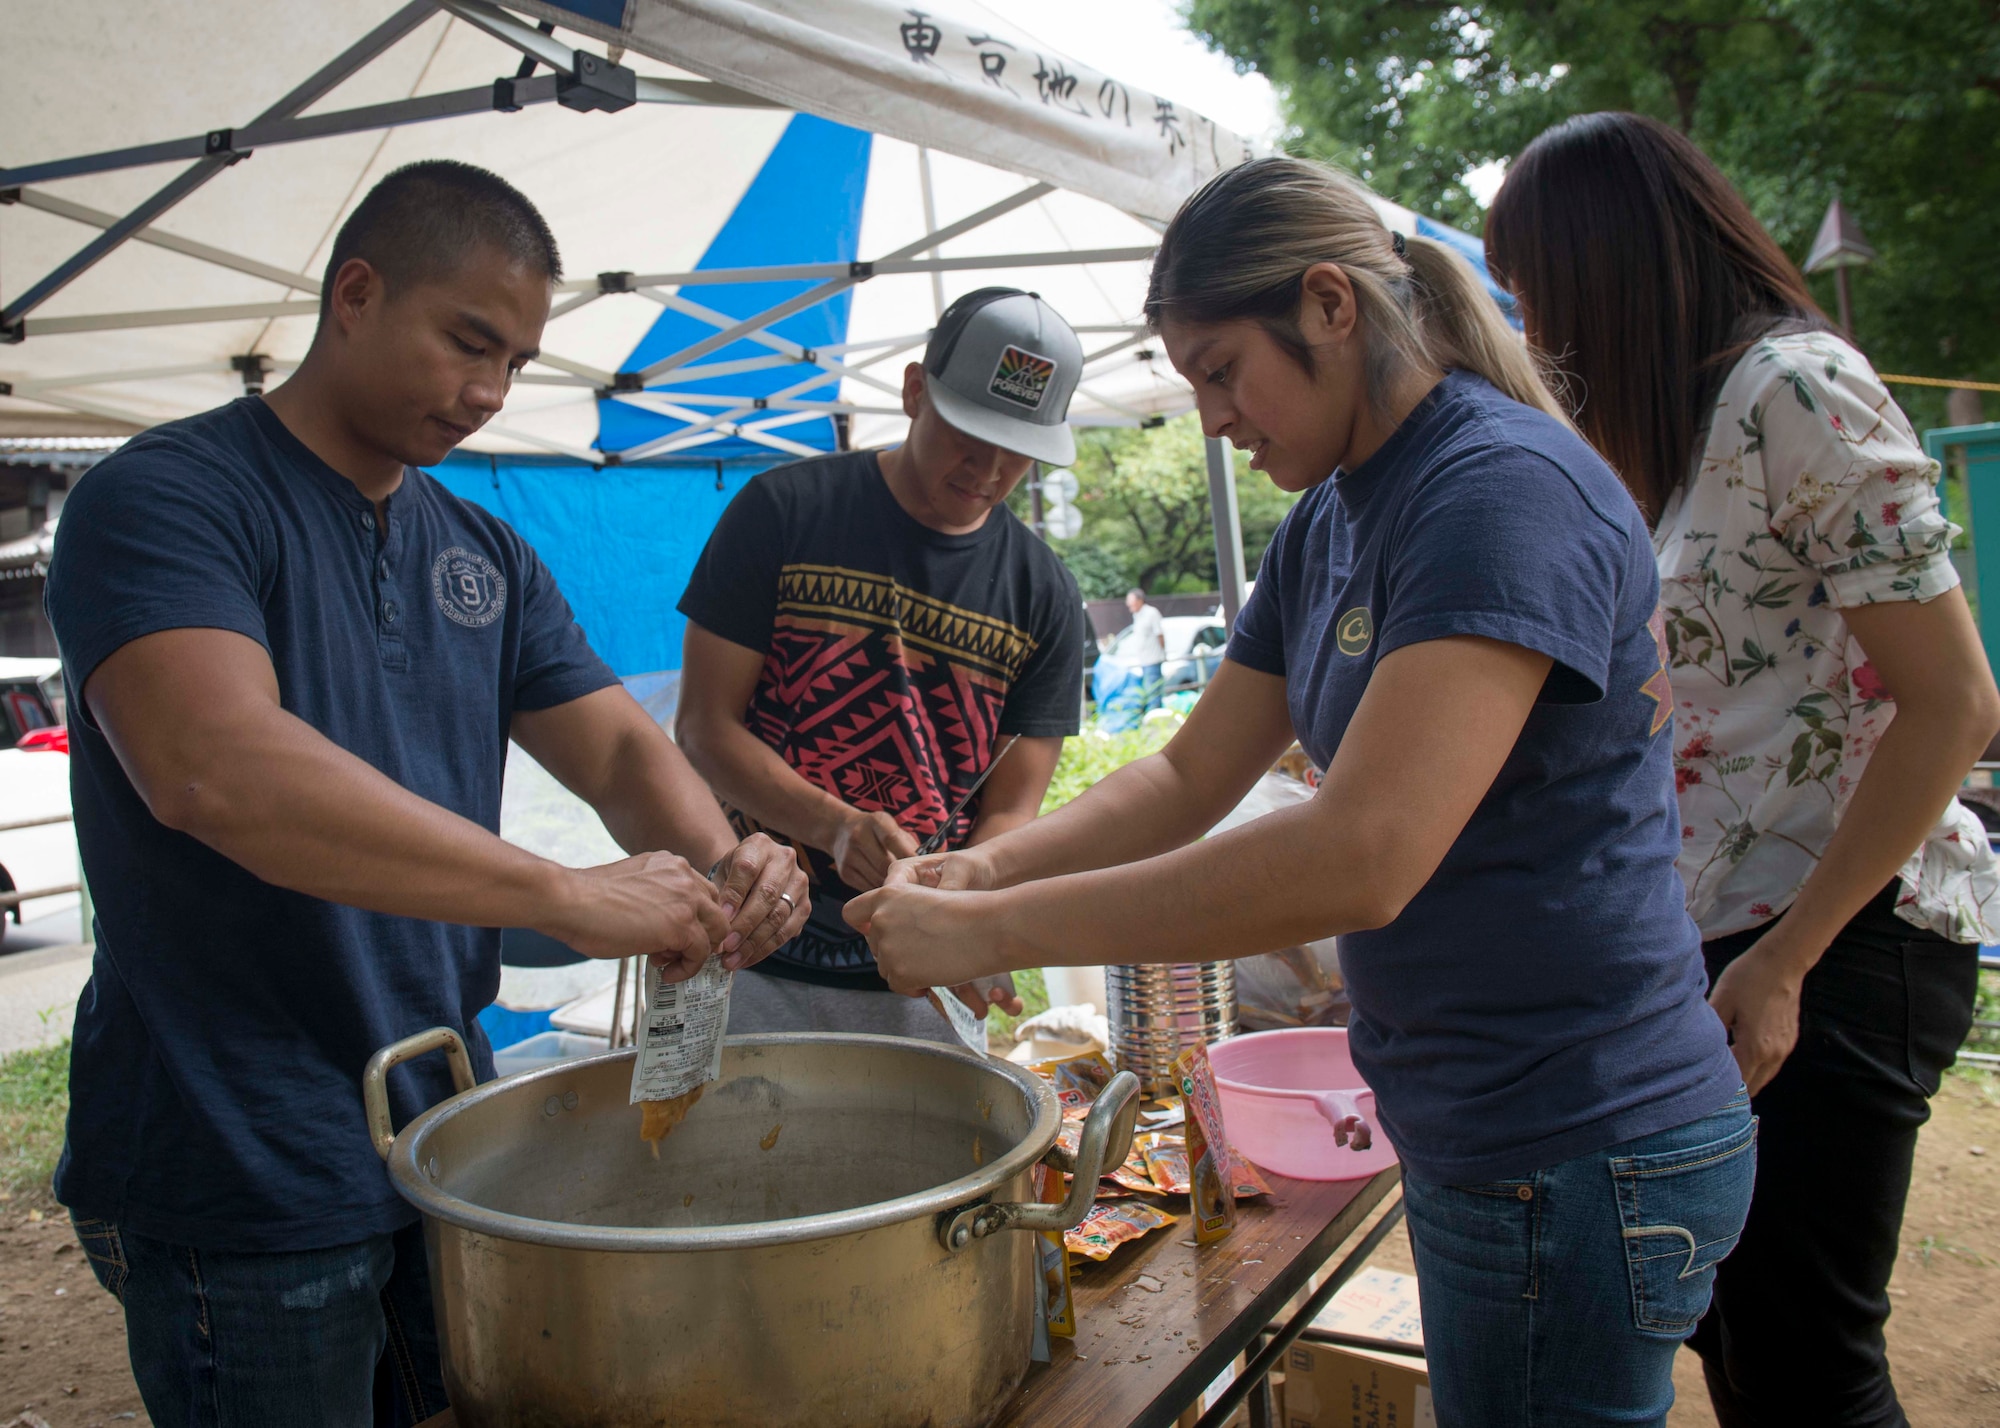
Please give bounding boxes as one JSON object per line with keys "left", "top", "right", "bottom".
{"left": 778, "top": 891, "right": 795, "bottom": 909}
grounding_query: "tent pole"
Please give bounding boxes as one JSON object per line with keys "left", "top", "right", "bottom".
{"left": 0, "top": 0, "right": 436, "bottom": 334}
{"left": 12, "top": 189, "right": 323, "bottom": 294}
{"left": 632, "top": 183, "right": 1053, "bottom": 382}
{"left": 1205, "top": 435, "right": 1247, "bottom": 628}
{"left": 917, "top": 146, "right": 946, "bottom": 319}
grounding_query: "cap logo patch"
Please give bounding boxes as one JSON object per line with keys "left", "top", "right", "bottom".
{"left": 989, "top": 345, "right": 1057, "bottom": 409}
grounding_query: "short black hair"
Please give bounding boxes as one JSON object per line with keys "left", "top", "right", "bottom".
{"left": 318, "top": 160, "right": 562, "bottom": 322}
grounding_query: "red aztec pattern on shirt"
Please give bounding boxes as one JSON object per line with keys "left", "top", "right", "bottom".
{"left": 730, "top": 563, "right": 1039, "bottom": 879}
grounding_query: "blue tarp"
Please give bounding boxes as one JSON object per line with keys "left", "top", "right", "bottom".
{"left": 427, "top": 452, "right": 780, "bottom": 676}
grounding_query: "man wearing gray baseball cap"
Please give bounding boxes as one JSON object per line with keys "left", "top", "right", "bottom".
{"left": 675, "top": 288, "right": 1088, "bottom": 1040}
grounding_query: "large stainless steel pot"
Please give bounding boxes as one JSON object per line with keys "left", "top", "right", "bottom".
{"left": 363, "top": 1028, "right": 1139, "bottom": 1428}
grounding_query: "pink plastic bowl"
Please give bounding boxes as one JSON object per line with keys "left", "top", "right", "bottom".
{"left": 1210, "top": 1028, "right": 1399, "bottom": 1182}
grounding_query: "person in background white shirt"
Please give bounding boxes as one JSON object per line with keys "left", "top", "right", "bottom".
{"left": 1126, "top": 588, "right": 1167, "bottom": 710}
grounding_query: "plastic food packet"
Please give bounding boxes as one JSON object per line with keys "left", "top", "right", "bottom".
{"left": 1031, "top": 1051, "right": 1117, "bottom": 1120}
{"left": 1134, "top": 1131, "right": 1270, "bottom": 1200}
{"left": 1173, "top": 1043, "right": 1238, "bottom": 1243}
{"left": 927, "top": 986, "right": 988, "bottom": 1054}
{"left": 1236, "top": 940, "right": 1349, "bottom": 1032}
{"left": 629, "top": 957, "right": 732, "bottom": 1157}
{"left": 1064, "top": 1200, "right": 1177, "bottom": 1261}
{"left": 1105, "top": 1140, "right": 1158, "bottom": 1195}
{"left": 1031, "top": 1161, "right": 1076, "bottom": 1338}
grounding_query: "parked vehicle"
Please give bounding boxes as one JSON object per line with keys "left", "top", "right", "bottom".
{"left": 0, "top": 657, "right": 64, "bottom": 744}
{"left": 0, "top": 659, "right": 76, "bottom": 946}
{"left": 1099, "top": 610, "right": 1229, "bottom": 693}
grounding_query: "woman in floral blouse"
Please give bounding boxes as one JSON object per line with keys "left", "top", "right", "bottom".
{"left": 1488, "top": 113, "right": 1999, "bottom": 1428}
{"left": 1496, "top": 114, "right": 1992, "bottom": 1424}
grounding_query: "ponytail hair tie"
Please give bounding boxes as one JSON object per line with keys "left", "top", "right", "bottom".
{"left": 1391, "top": 231, "right": 1408, "bottom": 258}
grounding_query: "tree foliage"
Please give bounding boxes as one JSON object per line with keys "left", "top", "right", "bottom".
{"left": 1020, "top": 416, "right": 1299, "bottom": 599}
{"left": 1184, "top": 0, "right": 2000, "bottom": 423}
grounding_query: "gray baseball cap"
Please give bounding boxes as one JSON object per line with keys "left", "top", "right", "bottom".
{"left": 922, "top": 288, "right": 1081, "bottom": 466}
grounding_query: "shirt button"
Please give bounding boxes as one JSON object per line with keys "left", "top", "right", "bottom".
{"left": 382, "top": 601, "right": 399, "bottom": 624}
{"left": 378, "top": 558, "right": 391, "bottom": 580}
{"left": 361, "top": 510, "right": 376, "bottom": 532}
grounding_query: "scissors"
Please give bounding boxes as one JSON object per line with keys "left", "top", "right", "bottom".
{"left": 915, "top": 734, "right": 1019, "bottom": 857}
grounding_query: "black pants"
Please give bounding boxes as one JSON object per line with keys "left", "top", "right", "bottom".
{"left": 1687, "top": 881, "right": 1979, "bottom": 1428}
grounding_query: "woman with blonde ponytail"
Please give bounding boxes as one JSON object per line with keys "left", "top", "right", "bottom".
{"left": 850, "top": 155, "right": 1750, "bottom": 1425}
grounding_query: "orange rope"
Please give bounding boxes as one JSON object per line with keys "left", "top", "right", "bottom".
{"left": 1879, "top": 373, "right": 2000, "bottom": 394}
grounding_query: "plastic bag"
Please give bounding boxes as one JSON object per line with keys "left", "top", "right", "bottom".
{"left": 629, "top": 958, "right": 732, "bottom": 1154}
{"left": 1208, "top": 771, "right": 1349, "bottom": 1029}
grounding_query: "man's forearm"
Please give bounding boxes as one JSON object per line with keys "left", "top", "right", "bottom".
{"left": 681, "top": 714, "right": 855, "bottom": 851}
{"left": 579, "top": 720, "right": 737, "bottom": 870}
{"left": 156, "top": 701, "right": 578, "bottom": 934}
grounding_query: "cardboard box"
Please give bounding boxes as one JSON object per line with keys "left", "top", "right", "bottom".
{"left": 1313, "top": 1267, "right": 1424, "bottom": 1349}
{"left": 1281, "top": 1269, "right": 1431, "bottom": 1428}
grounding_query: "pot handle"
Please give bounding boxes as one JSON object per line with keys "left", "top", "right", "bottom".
{"left": 363, "top": 1026, "right": 478, "bottom": 1161}
{"left": 938, "top": 1069, "right": 1141, "bottom": 1252}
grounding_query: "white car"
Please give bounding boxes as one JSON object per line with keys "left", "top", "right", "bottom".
{"left": 1101, "top": 610, "right": 1230, "bottom": 693}
{"left": 0, "top": 656, "right": 76, "bottom": 945}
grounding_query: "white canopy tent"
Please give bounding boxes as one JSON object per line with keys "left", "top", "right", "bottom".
{"left": 0, "top": 0, "right": 1500, "bottom": 624}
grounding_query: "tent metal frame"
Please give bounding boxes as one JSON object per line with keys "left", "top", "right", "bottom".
{"left": 0, "top": 0, "right": 1249, "bottom": 618}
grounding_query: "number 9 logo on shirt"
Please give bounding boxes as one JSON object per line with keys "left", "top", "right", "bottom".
{"left": 431, "top": 546, "right": 508, "bottom": 629}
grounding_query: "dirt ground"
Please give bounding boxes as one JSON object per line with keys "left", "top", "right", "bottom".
{"left": 1356, "top": 1070, "right": 2000, "bottom": 1427}
{"left": 0, "top": 1076, "right": 1993, "bottom": 1428}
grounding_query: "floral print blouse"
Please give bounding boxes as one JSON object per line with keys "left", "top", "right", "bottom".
{"left": 1655, "top": 330, "right": 1998, "bottom": 943}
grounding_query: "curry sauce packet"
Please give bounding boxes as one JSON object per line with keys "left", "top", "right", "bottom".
{"left": 1173, "top": 1043, "right": 1240, "bottom": 1243}
{"left": 1064, "top": 1200, "right": 1176, "bottom": 1261}
{"left": 1031, "top": 1050, "right": 1118, "bottom": 1121}
{"left": 1031, "top": 1161, "right": 1077, "bottom": 1337}
{"left": 629, "top": 957, "right": 732, "bottom": 1152}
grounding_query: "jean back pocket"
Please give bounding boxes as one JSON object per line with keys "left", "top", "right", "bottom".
{"left": 69, "top": 1215, "right": 128, "bottom": 1303}
{"left": 1610, "top": 1111, "right": 1756, "bottom": 1335}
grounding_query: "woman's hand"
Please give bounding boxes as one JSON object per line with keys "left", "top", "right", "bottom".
{"left": 843, "top": 884, "right": 1021, "bottom": 993}
{"left": 883, "top": 846, "right": 999, "bottom": 893}
{"left": 1708, "top": 935, "right": 1812, "bottom": 1095}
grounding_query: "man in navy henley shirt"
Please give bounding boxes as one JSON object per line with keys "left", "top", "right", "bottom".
{"left": 45, "top": 160, "right": 809, "bottom": 1427}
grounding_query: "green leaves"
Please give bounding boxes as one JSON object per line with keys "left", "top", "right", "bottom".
{"left": 1731, "top": 636, "right": 1778, "bottom": 679}
{"left": 1186, "top": 0, "right": 2000, "bottom": 423}
{"left": 1021, "top": 415, "right": 1301, "bottom": 599}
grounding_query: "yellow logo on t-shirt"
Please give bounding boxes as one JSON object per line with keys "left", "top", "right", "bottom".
{"left": 1337, "top": 607, "right": 1374, "bottom": 657}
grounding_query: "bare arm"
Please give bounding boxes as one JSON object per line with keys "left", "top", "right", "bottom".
{"left": 888, "top": 658, "right": 1299, "bottom": 894}
{"left": 677, "top": 621, "right": 917, "bottom": 888}
{"left": 850, "top": 638, "right": 1552, "bottom": 989}
{"left": 512, "top": 687, "right": 809, "bottom": 968}
{"left": 88, "top": 628, "right": 730, "bottom": 967}
{"left": 1711, "top": 588, "right": 2000, "bottom": 1091}
{"left": 963, "top": 736, "right": 1065, "bottom": 847}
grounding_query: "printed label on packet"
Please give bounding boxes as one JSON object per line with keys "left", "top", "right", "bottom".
{"left": 629, "top": 957, "right": 733, "bottom": 1105}
{"left": 929, "top": 986, "right": 989, "bottom": 1055}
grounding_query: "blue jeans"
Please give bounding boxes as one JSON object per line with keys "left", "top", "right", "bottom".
{"left": 1402, "top": 1094, "right": 1756, "bottom": 1427}
{"left": 71, "top": 1214, "right": 447, "bottom": 1427}
{"left": 1140, "top": 663, "right": 1164, "bottom": 711}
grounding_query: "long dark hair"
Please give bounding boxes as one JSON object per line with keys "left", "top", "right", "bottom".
{"left": 1485, "top": 113, "right": 1828, "bottom": 519}
{"left": 1149, "top": 156, "right": 1566, "bottom": 423}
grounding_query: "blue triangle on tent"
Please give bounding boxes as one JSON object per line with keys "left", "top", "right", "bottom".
{"left": 598, "top": 114, "right": 874, "bottom": 460}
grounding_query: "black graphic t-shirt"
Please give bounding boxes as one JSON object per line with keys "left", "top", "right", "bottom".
{"left": 679, "top": 451, "right": 1084, "bottom": 988}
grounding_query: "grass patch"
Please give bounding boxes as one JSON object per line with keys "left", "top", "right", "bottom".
{"left": 0, "top": 1039, "right": 68, "bottom": 1198}
{"left": 1039, "top": 717, "right": 1181, "bottom": 816}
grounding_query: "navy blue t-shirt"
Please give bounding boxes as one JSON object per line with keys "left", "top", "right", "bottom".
{"left": 1230, "top": 370, "right": 1739, "bottom": 1185}
{"left": 44, "top": 398, "right": 618, "bottom": 1251}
